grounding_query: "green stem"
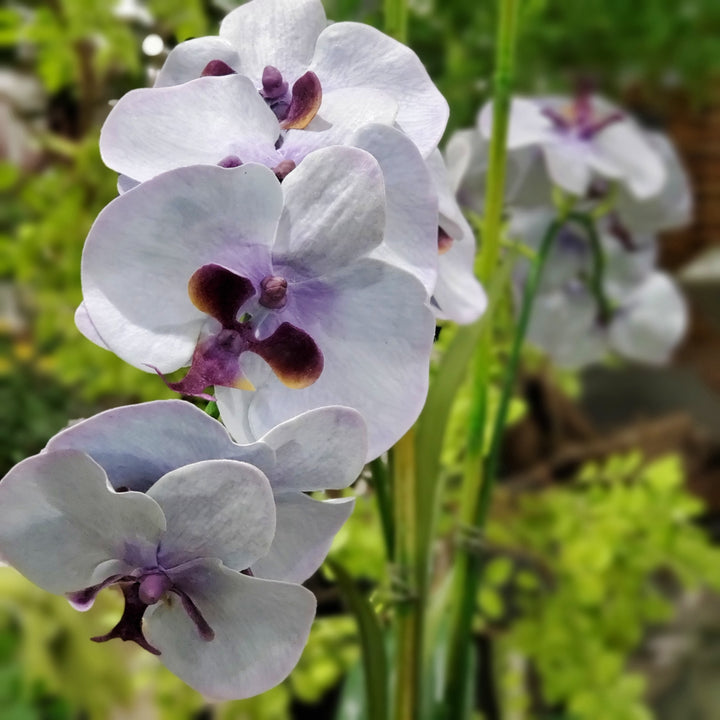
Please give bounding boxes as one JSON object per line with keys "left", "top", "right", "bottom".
{"left": 370, "top": 457, "right": 394, "bottom": 561}
{"left": 392, "top": 428, "right": 421, "bottom": 720}
{"left": 442, "top": 0, "right": 521, "bottom": 714}
{"left": 384, "top": 0, "right": 408, "bottom": 43}
{"left": 477, "top": 0, "right": 522, "bottom": 286}
{"left": 569, "top": 212, "right": 613, "bottom": 323}
{"left": 443, "top": 220, "right": 560, "bottom": 719}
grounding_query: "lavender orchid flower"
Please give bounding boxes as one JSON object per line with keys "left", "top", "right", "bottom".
{"left": 511, "top": 208, "right": 688, "bottom": 368}
{"left": 80, "top": 149, "right": 435, "bottom": 460}
{"left": 99, "top": 78, "right": 439, "bottom": 299}
{"left": 44, "top": 400, "right": 366, "bottom": 583}
{"left": 152, "top": 0, "right": 448, "bottom": 157}
{"left": 0, "top": 449, "right": 315, "bottom": 699}
{"left": 479, "top": 92, "right": 667, "bottom": 200}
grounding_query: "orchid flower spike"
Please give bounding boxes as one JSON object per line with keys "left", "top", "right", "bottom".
{"left": 0, "top": 450, "right": 315, "bottom": 699}
{"left": 45, "top": 400, "right": 366, "bottom": 583}
{"left": 80, "top": 148, "right": 435, "bottom": 460}
{"left": 152, "top": 0, "right": 448, "bottom": 157}
{"left": 479, "top": 91, "right": 667, "bottom": 201}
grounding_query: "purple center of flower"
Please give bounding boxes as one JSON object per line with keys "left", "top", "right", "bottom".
{"left": 156, "top": 263, "right": 323, "bottom": 400}
{"left": 67, "top": 568, "right": 213, "bottom": 656}
{"left": 542, "top": 92, "right": 623, "bottom": 141}
{"left": 260, "top": 66, "right": 322, "bottom": 130}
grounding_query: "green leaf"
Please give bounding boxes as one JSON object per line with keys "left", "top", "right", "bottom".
{"left": 326, "top": 560, "right": 388, "bottom": 720}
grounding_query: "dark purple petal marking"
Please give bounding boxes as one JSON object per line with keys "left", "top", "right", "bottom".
{"left": 161, "top": 264, "right": 324, "bottom": 397}
{"left": 273, "top": 159, "right": 296, "bottom": 182}
{"left": 91, "top": 583, "right": 162, "bottom": 655}
{"left": 259, "top": 275, "right": 288, "bottom": 309}
{"left": 438, "top": 227, "right": 454, "bottom": 255}
{"left": 66, "top": 573, "right": 131, "bottom": 611}
{"left": 218, "top": 155, "right": 243, "bottom": 168}
{"left": 87, "top": 570, "right": 214, "bottom": 655}
{"left": 158, "top": 329, "right": 254, "bottom": 399}
{"left": 281, "top": 71, "right": 322, "bottom": 130}
{"left": 188, "top": 264, "right": 256, "bottom": 327}
{"left": 253, "top": 322, "right": 324, "bottom": 389}
{"left": 542, "top": 92, "right": 624, "bottom": 141}
{"left": 201, "top": 59, "right": 237, "bottom": 77}
{"left": 171, "top": 587, "right": 215, "bottom": 641}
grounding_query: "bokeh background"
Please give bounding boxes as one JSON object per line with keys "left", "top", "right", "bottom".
{"left": 2, "top": 1, "right": 720, "bottom": 718}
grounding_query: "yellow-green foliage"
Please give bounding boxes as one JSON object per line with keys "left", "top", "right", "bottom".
{"left": 486, "top": 453, "right": 720, "bottom": 720}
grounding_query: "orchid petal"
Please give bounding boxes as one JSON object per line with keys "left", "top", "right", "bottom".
{"left": 274, "top": 146, "right": 385, "bottom": 276}
{"left": 252, "top": 494, "right": 355, "bottom": 583}
{"left": 146, "top": 559, "right": 315, "bottom": 700}
{"left": 154, "top": 37, "right": 240, "bottom": 87}
{"left": 355, "top": 125, "right": 438, "bottom": 294}
{"left": 609, "top": 273, "right": 687, "bottom": 364}
{"left": 480, "top": 98, "right": 554, "bottom": 149}
{"left": 0, "top": 450, "right": 165, "bottom": 594}
{"left": 257, "top": 406, "right": 367, "bottom": 492}
{"left": 147, "top": 460, "right": 276, "bottom": 572}
{"left": 310, "top": 22, "right": 448, "bottom": 156}
{"left": 219, "top": 0, "right": 327, "bottom": 84}
{"left": 100, "top": 75, "right": 279, "bottom": 183}
{"left": 82, "top": 164, "right": 282, "bottom": 374}
{"left": 45, "top": 400, "right": 273, "bottom": 493}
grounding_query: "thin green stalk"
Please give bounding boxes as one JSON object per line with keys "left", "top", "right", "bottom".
{"left": 391, "top": 428, "right": 421, "bottom": 720}
{"left": 370, "top": 457, "right": 394, "bottom": 561}
{"left": 443, "top": 220, "right": 560, "bottom": 719}
{"left": 477, "top": 0, "right": 522, "bottom": 286}
{"left": 442, "top": 0, "right": 521, "bottom": 715}
{"left": 570, "top": 212, "right": 613, "bottom": 322}
{"left": 384, "top": 0, "right": 408, "bottom": 43}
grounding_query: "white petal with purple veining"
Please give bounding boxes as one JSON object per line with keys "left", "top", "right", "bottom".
{"left": 154, "top": 37, "right": 240, "bottom": 87}
{"left": 274, "top": 146, "right": 386, "bottom": 276}
{"left": 609, "top": 273, "right": 687, "bottom": 364}
{"left": 146, "top": 559, "right": 315, "bottom": 700}
{"left": 45, "top": 400, "right": 273, "bottom": 493}
{"left": 148, "top": 460, "right": 276, "bottom": 571}
{"left": 219, "top": 0, "right": 327, "bottom": 85}
{"left": 0, "top": 450, "right": 165, "bottom": 594}
{"left": 82, "top": 164, "right": 282, "bottom": 373}
{"left": 101, "top": 75, "right": 280, "bottom": 183}
{"left": 252, "top": 494, "right": 355, "bottom": 582}
{"left": 257, "top": 406, "right": 367, "bottom": 492}
{"left": 310, "top": 22, "right": 448, "bottom": 157}
{"left": 219, "top": 259, "right": 434, "bottom": 460}
{"left": 355, "top": 124, "right": 438, "bottom": 294}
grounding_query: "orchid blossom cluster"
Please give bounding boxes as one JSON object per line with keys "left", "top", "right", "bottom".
{"left": 448, "top": 91, "right": 690, "bottom": 368}
{"left": 0, "top": 0, "right": 486, "bottom": 700}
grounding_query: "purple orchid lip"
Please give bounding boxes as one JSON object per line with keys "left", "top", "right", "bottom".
{"left": 259, "top": 66, "right": 322, "bottom": 130}
{"left": 68, "top": 568, "right": 215, "bottom": 656}
{"left": 542, "top": 92, "right": 624, "bottom": 141}
{"left": 272, "top": 159, "right": 296, "bottom": 181}
{"left": 158, "top": 264, "right": 324, "bottom": 399}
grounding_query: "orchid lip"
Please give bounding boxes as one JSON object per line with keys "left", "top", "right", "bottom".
{"left": 258, "top": 66, "right": 322, "bottom": 130}
{"left": 73, "top": 567, "right": 214, "bottom": 655}
{"left": 160, "top": 264, "right": 323, "bottom": 398}
{"left": 542, "top": 94, "right": 624, "bottom": 141}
